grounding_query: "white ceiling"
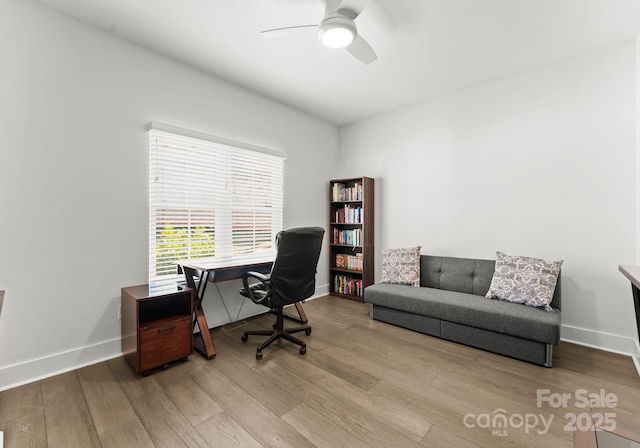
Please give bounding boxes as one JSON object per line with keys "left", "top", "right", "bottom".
{"left": 35, "top": 0, "right": 640, "bottom": 126}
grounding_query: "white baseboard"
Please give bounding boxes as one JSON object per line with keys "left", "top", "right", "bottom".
{"left": 0, "top": 284, "right": 330, "bottom": 392}
{"left": 0, "top": 338, "right": 122, "bottom": 392}
{"left": 560, "top": 323, "right": 637, "bottom": 357}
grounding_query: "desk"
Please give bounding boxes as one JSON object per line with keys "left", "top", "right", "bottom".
{"left": 178, "top": 258, "right": 308, "bottom": 359}
{"left": 619, "top": 265, "right": 640, "bottom": 343}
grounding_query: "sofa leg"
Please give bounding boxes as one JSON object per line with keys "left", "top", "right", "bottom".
{"left": 544, "top": 344, "right": 553, "bottom": 367}
{"left": 369, "top": 304, "right": 374, "bottom": 319}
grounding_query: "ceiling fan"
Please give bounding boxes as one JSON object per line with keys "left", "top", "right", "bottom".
{"left": 262, "top": 0, "right": 378, "bottom": 64}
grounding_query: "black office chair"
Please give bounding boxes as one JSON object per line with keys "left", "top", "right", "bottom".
{"left": 239, "top": 227, "right": 325, "bottom": 360}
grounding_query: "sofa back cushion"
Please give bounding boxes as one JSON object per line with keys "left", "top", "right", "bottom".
{"left": 421, "top": 256, "right": 495, "bottom": 296}
{"left": 420, "top": 255, "right": 562, "bottom": 310}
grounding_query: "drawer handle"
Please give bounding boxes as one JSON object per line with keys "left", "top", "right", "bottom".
{"left": 158, "top": 326, "right": 176, "bottom": 333}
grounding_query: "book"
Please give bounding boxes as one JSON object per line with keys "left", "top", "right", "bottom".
{"left": 334, "top": 253, "right": 363, "bottom": 271}
{"left": 334, "top": 274, "right": 364, "bottom": 297}
{"left": 332, "top": 182, "right": 363, "bottom": 202}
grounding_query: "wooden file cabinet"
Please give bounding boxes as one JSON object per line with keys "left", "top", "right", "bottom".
{"left": 121, "top": 283, "right": 193, "bottom": 376}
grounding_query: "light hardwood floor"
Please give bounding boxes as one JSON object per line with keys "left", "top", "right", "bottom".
{"left": 2, "top": 295, "right": 640, "bottom": 447}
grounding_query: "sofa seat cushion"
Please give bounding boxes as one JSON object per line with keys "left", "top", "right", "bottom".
{"left": 364, "top": 283, "right": 561, "bottom": 345}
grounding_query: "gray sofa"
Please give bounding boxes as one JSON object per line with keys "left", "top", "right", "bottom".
{"left": 364, "top": 255, "right": 561, "bottom": 367}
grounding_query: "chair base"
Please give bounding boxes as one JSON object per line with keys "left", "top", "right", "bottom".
{"left": 241, "top": 307, "right": 311, "bottom": 359}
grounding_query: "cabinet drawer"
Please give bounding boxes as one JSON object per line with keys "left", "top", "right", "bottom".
{"left": 139, "top": 316, "right": 192, "bottom": 371}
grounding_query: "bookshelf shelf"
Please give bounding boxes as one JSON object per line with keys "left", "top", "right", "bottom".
{"left": 330, "top": 267, "right": 364, "bottom": 275}
{"left": 329, "top": 177, "right": 374, "bottom": 302}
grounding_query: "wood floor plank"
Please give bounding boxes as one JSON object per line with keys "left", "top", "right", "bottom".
{"left": 306, "top": 295, "right": 370, "bottom": 318}
{"left": 555, "top": 342, "right": 638, "bottom": 371}
{"left": 41, "top": 372, "right": 101, "bottom": 448}
{"left": 0, "top": 382, "right": 47, "bottom": 447}
{"left": 320, "top": 344, "right": 438, "bottom": 394}
{"left": 210, "top": 326, "right": 266, "bottom": 368}
{"left": 76, "top": 362, "right": 154, "bottom": 448}
{"left": 152, "top": 359, "right": 224, "bottom": 427}
{"left": 256, "top": 351, "right": 430, "bottom": 445}
{"left": 0, "top": 382, "right": 43, "bottom": 424}
{"left": 553, "top": 346, "right": 640, "bottom": 389}
{"left": 303, "top": 304, "right": 360, "bottom": 329}
{"left": 285, "top": 351, "right": 433, "bottom": 442}
{"left": 189, "top": 360, "right": 317, "bottom": 448}
{"left": 282, "top": 403, "right": 373, "bottom": 448}
{"left": 299, "top": 345, "right": 381, "bottom": 392}
{"left": 256, "top": 357, "right": 421, "bottom": 448}
{"left": 107, "top": 356, "right": 210, "bottom": 448}
{"left": 195, "top": 412, "right": 264, "bottom": 448}
{"left": 98, "top": 419, "right": 159, "bottom": 448}
{"left": 420, "top": 424, "right": 482, "bottom": 448}
{"left": 199, "top": 337, "right": 302, "bottom": 417}
{"left": 375, "top": 377, "right": 572, "bottom": 448}
{"left": 308, "top": 319, "right": 393, "bottom": 358}
{"left": 476, "top": 347, "right": 640, "bottom": 406}
{"left": 0, "top": 408, "right": 47, "bottom": 448}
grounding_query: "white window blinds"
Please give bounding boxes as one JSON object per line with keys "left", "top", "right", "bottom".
{"left": 149, "top": 123, "right": 285, "bottom": 282}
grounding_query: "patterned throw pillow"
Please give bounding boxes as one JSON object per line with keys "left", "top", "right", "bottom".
{"left": 486, "top": 251, "right": 563, "bottom": 311}
{"left": 380, "top": 246, "right": 422, "bottom": 287}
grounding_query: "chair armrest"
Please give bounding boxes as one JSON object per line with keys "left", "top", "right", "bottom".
{"left": 241, "top": 271, "right": 272, "bottom": 306}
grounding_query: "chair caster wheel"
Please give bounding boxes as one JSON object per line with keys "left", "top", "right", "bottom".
{"left": 241, "top": 334, "right": 248, "bottom": 342}
{"left": 256, "top": 351, "right": 263, "bottom": 360}
{"left": 305, "top": 328, "right": 312, "bottom": 336}
{"left": 300, "top": 345, "right": 306, "bottom": 355}
{"left": 162, "top": 364, "right": 169, "bottom": 370}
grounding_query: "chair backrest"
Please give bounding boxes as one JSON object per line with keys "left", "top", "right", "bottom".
{"left": 268, "top": 227, "right": 325, "bottom": 308}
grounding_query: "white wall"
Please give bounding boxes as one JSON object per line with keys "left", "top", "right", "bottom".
{"left": 633, "top": 30, "right": 640, "bottom": 371}
{"left": 339, "top": 41, "right": 638, "bottom": 355}
{"left": 0, "top": 0, "right": 337, "bottom": 390}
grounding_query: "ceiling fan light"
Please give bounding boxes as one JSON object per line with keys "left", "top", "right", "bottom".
{"left": 318, "top": 16, "right": 356, "bottom": 48}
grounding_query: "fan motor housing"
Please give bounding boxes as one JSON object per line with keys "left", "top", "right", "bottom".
{"left": 318, "top": 15, "right": 357, "bottom": 48}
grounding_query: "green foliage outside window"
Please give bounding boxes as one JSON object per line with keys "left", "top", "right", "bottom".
{"left": 155, "top": 225, "right": 215, "bottom": 276}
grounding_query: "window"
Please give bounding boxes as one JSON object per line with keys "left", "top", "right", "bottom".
{"left": 148, "top": 123, "right": 285, "bottom": 282}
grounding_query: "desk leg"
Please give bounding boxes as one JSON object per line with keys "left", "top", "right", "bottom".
{"left": 280, "top": 302, "right": 308, "bottom": 324}
{"left": 632, "top": 284, "right": 640, "bottom": 344}
{"left": 183, "top": 267, "right": 216, "bottom": 359}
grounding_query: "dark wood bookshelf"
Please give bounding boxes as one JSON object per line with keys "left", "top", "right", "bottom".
{"left": 329, "top": 176, "right": 374, "bottom": 302}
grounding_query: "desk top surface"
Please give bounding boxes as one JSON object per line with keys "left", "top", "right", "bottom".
{"left": 178, "top": 258, "right": 273, "bottom": 273}
{"left": 619, "top": 264, "right": 640, "bottom": 290}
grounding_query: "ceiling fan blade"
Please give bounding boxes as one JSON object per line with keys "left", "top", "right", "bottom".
{"left": 338, "top": 0, "right": 370, "bottom": 19}
{"left": 346, "top": 35, "right": 377, "bottom": 64}
{"left": 325, "top": 0, "right": 343, "bottom": 15}
{"left": 261, "top": 25, "right": 318, "bottom": 39}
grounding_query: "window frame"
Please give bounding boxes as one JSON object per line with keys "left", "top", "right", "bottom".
{"left": 148, "top": 122, "right": 286, "bottom": 282}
